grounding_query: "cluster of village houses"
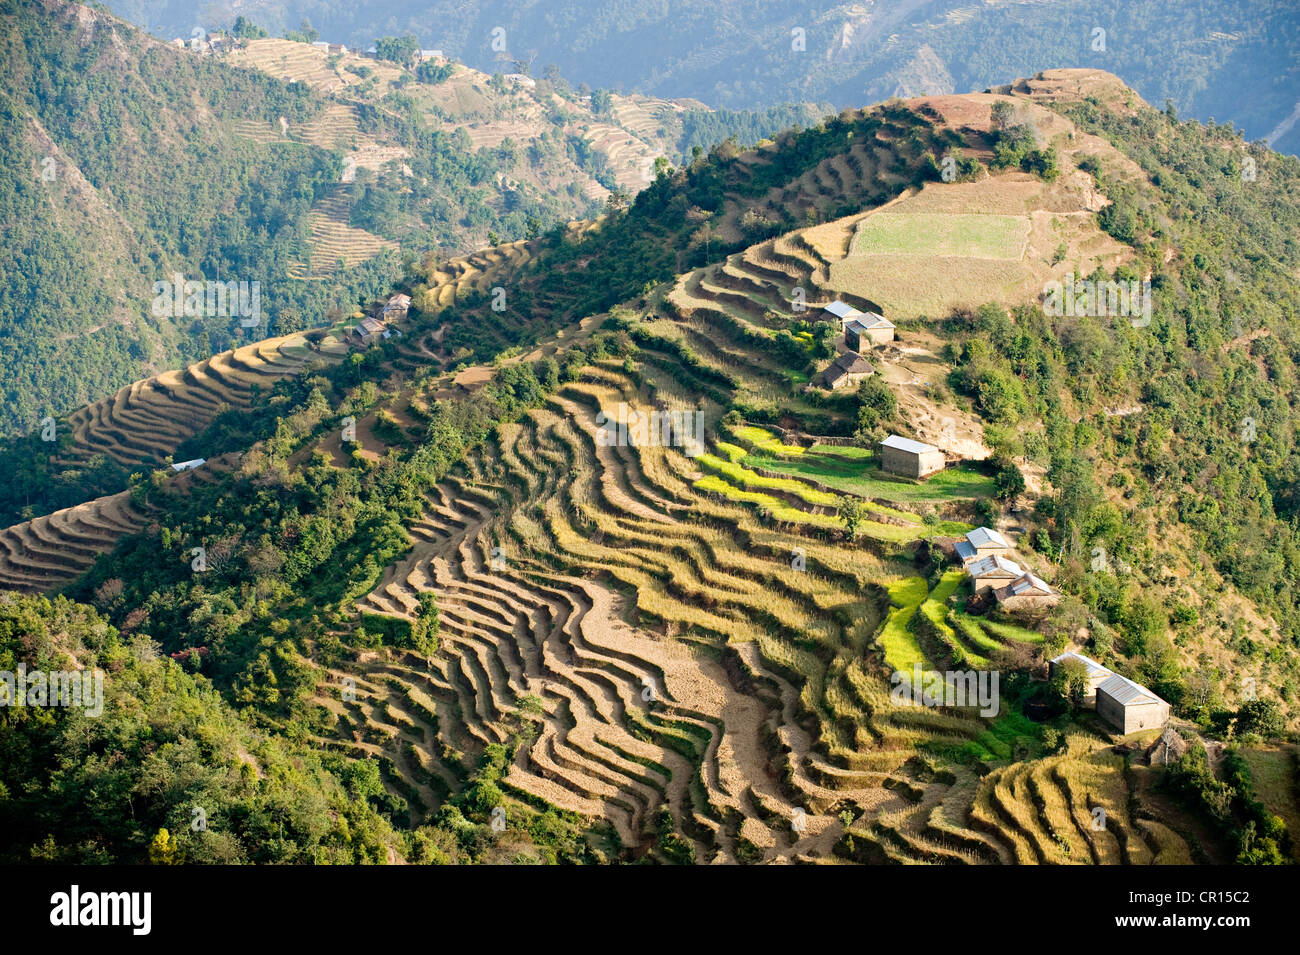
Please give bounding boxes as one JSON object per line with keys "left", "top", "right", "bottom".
{"left": 808, "top": 303, "right": 1062, "bottom": 612}
{"left": 810, "top": 305, "right": 1174, "bottom": 739}
{"left": 347, "top": 293, "right": 410, "bottom": 347}
{"left": 810, "top": 300, "right": 952, "bottom": 483}
{"left": 951, "top": 524, "right": 1170, "bottom": 737}
{"left": 948, "top": 526, "right": 1057, "bottom": 612}
{"left": 173, "top": 33, "right": 449, "bottom": 63}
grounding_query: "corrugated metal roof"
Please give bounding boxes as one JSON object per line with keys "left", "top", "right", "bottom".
{"left": 966, "top": 526, "right": 1009, "bottom": 549}
{"left": 823, "top": 301, "right": 862, "bottom": 319}
{"left": 880, "top": 434, "right": 938, "bottom": 455}
{"left": 1011, "top": 572, "right": 1052, "bottom": 595}
{"left": 862, "top": 312, "right": 894, "bottom": 328}
{"left": 1098, "top": 672, "right": 1164, "bottom": 707}
{"left": 969, "top": 555, "right": 1023, "bottom": 577}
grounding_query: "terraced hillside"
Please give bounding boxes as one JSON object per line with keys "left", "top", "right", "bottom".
{"left": 54, "top": 333, "right": 319, "bottom": 472}
{"left": 228, "top": 38, "right": 407, "bottom": 95}
{"left": 341, "top": 360, "right": 1011, "bottom": 861}
{"left": 0, "top": 491, "right": 150, "bottom": 594}
{"left": 0, "top": 228, "right": 552, "bottom": 577}
{"left": 288, "top": 184, "right": 399, "bottom": 280}
{"left": 10, "top": 71, "right": 1295, "bottom": 866}
{"left": 307, "top": 197, "right": 1084, "bottom": 860}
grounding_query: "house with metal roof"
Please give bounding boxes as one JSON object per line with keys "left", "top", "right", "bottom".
{"left": 351, "top": 315, "right": 387, "bottom": 346}
{"left": 1096, "top": 672, "right": 1169, "bottom": 734}
{"left": 993, "top": 571, "right": 1058, "bottom": 610}
{"left": 879, "top": 434, "right": 946, "bottom": 479}
{"left": 845, "top": 313, "right": 895, "bottom": 350}
{"left": 381, "top": 293, "right": 411, "bottom": 320}
{"left": 170, "top": 458, "right": 206, "bottom": 472}
{"left": 968, "top": 554, "right": 1025, "bottom": 592}
{"left": 814, "top": 351, "right": 874, "bottom": 390}
{"left": 955, "top": 526, "right": 1011, "bottom": 563}
{"left": 822, "top": 300, "right": 864, "bottom": 326}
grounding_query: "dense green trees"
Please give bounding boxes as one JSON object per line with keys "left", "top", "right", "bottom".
{"left": 937, "top": 94, "right": 1300, "bottom": 722}
{"left": 374, "top": 35, "right": 419, "bottom": 66}
{"left": 0, "top": 1, "right": 410, "bottom": 434}
{"left": 0, "top": 593, "right": 402, "bottom": 863}
{"left": 1165, "top": 745, "right": 1291, "bottom": 865}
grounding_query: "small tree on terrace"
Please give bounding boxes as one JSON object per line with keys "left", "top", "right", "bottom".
{"left": 993, "top": 456, "right": 1026, "bottom": 501}
{"left": 838, "top": 496, "right": 870, "bottom": 541}
{"left": 990, "top": 100, "right": 1015, "bottom": 131}
{"left": 1053, "top": 657, "right": 1091, "bottom": 712}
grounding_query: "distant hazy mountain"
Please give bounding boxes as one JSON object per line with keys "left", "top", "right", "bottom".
{"left": 106, "top": 0, "right": 1300, "bottom": 153}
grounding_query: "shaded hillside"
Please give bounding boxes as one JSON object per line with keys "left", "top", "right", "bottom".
{"left": 0, "top": 0, "right": 391, "bottom": 434}
{"left": 0, "top": 1, "right": 826, "bottom": 436}
{"left": 109, "top": 0, "right": 1300, "bottom": 152}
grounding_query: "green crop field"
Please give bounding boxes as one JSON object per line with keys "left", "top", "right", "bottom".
{"left": 851, "top": 212, "right": 1028, "bottom": 259}
{"left": 879, "top": 577, "right": 931, "bottom": 671}
{"left": 745, "top": 449, "right": 994, "bottom": 505}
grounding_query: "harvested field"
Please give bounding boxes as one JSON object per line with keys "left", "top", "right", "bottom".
{"left": 0, "top": 491, "right": 149, "bottom": 593}
{"left": 55, "top": 333, "right": 323, "bottom": 472}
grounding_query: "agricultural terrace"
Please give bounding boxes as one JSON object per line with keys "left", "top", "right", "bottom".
{"left": 852, "top": 213, "right": 1028, "bottom": 259}
{"left": 727, "top": 425, "right": 996, "bottom": 506}
{"left": 827, "top": 170, "right": 1131, "bottom": 319}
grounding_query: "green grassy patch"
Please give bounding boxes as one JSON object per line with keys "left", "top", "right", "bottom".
{"left": 697, "top": 453, "right": 839, "bottom": 506}
{"left": 715, "top": 441, "right": 748, "bottom": 463}
{"left": 879, "top": 577, "right": 931, "bottom": 671}
{"left": 693, "top": 475, "right": 841, "bottom": 528}
{"left": 979, "top": 618, "right": 1045, "bottom": 644}
{"left": 809, "top": 443, "right": 872, "bottom": 460}
{"left": 744, "top": 450, "right": 994, "bottom": 504}
{"left": 852, "top": 212, "right": 1028, "bottom": 259}
{"left": 918, "top": 569, "right": 990, "bottom": 668}
{"left": 951, "top": 612, "right": 1009, "bottom": 656}
{"left": 731, "top": 425, "right": 806, "bottom": 457}
{"left": 965, "top": 709, "right": 1042, "bottom": 762}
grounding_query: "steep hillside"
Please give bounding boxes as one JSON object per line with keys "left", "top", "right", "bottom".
{"left": 4, "top": 70, "right": 1299, "bottom": 865}
{"left": 0, "top": 1, "right": 826, "bottom": 436}
{"left": 0, "top": 0, "right": 376, "bottom": 434}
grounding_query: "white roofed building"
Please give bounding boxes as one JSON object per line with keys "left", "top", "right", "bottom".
{"left": 845, "top": 313, "right": 895, "bottom": 349}
{"left": 968, "top": 554, "right": 1025, "bottom": 592}
{"left": 822, "top": 300, "right": 864, "bottom": 327}
{"left": 1096, "top": 673, "right": 1169, "bottom": 734}
{"left": 879, "top": 434, "right": 946, "bottom": 479}
{"left": 955, "top": 526, "right": 1011, "bottom": 563}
